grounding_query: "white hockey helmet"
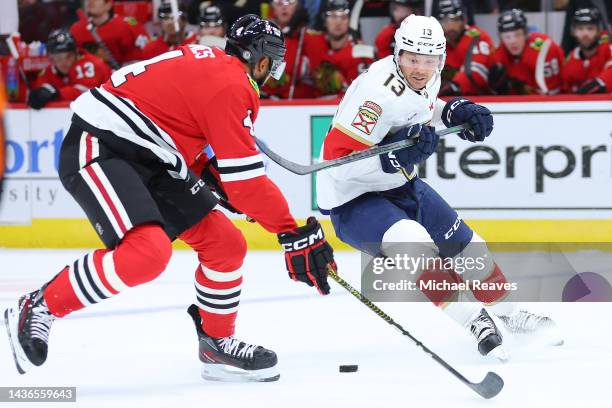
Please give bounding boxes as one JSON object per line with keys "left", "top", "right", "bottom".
{"left": 394, "top": 15, "right": 446, "bottom": 72}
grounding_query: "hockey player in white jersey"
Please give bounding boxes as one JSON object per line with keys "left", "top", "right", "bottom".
{"left": 316, "top": 15, "right": 562, "bottom": 358}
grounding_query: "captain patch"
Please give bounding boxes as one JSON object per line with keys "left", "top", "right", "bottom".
{"left": 351, "top": 103, "right": 380, "bottom": 135}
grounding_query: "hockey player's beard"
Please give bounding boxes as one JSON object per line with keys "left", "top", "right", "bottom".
{"left": 328, "top": 32, "right": 348, "bottom": 43}
{"left": 579, "top": 38, "right": 599, "bottom": 52}
{"left": 445, "top": 29, "right": 462, "bottom": 46}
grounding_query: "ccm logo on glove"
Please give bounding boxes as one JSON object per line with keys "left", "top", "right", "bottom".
{"left": 281, "top": 228, "right": 324, "bottom": 251}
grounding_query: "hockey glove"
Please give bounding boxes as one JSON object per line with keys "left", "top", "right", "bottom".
{"left": 488, "top": 63, "right": 509, "bottom": 94}
{"left": 28, "top": 85, "right": 59, "bottom": 110}
{"left": 577, "top": 78, "right": 607, "bottom": 94}
{"left": 278, "top": 217, "right": 335, "bottom": 295}
{"left": 379, "top": 124, "right": 438, "bottom": 173}
{"left": 442, "top": 97, "right": 493, "bottom": 142}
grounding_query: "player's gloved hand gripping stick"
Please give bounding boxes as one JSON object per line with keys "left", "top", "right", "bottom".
{"left": 379, "top": 124, "right": 439, "bottom": 173}
{"left": 278, "top": 217, "right": 335, "bottom": 295}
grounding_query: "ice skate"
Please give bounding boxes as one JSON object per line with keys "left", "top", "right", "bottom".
{"left": 4, "top": 287, "right": 55, "bottom": 374}
{"left": 187, "top": 305, "right": 279, "bottom": 382}
{"left": 468, "top": 308, "right": 508, "bottom": 361}
{"left": 497, "top": 309, "right": 564, "bottom": 346}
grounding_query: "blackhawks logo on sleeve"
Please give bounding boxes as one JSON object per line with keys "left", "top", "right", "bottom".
{"left": 351, "top": 101, "right": 382, "bottom": 135}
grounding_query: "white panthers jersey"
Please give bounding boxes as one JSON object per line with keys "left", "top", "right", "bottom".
{"left": 316, "top": 56, "right": 446, "bottom": 211}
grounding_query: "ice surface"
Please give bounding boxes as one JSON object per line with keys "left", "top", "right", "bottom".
{"left": 1, "top": 249, "right": 611, "bottom": 408}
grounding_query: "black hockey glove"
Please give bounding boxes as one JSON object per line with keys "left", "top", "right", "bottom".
{"left": 442, "top": 97, "right": 493, "bottom": 142}
{"left": 379, "top": 124, "right": 438, "bottom": 173}
{"left": 28, "top": 85, "right": 59, "bottom": 110}
{"left": 577, "top": 77, "right": 607, "bottom": 94}
{"left": 277, "top": 217, "right": 335, "bottom": 295}
{"left": 488, "top": 63, "right": 509, "bottom": 94}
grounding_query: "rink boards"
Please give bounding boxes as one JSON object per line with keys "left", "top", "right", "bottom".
{"left": 1, "top": 95, "right": 611, "bottom": 248}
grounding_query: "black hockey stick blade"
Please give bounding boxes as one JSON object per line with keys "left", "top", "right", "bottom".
{"left": 255, "top": 123, "right": 469, "bottom": 175}
{"left": 469, "top": 372, "right": 504, "bottom": 399}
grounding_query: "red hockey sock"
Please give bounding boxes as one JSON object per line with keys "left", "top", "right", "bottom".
{"left": 194, "top": 265, "right": 242, "bottom": 338}
{"left": 417, "top": 265, "right": 463, "bottom": 307}
{"left": 44, "top": 223, "right": 172, "bottom": 318}
{"left": 469, "top": 262, "right": 509, "bottom": 304}
{"left": 179, "top": 210, "right": 246, "bottom": 338}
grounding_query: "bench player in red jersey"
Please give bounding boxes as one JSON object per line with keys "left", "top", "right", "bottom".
{"left": 5, "top": 15, "right": 336, "bottom": 382}
{"left": 563, "top": 8, "right": 612, "bottom": 94}
{"left": 437, "top": 0, "right": 495, "bottom": 96}
{"left": 28, "top": 29, "right": 111, "bottom": 109}
{"left": 490, "top": 9, "right": 565, "bottom": 95}
{"left": 305, "top": 0, "right": 374, "bottom": 97}
{"left": 139, "top": 2, "right": 199, "bottom": 60}
{"left": 70, "top": 0, "right": 151, "bottom": 68}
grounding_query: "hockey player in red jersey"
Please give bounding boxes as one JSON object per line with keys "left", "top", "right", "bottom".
{"left": 263, "top": 0, "right": 316, "bottom": 98}
{"left": 198, "top": 5, "right": 227, "bottom": 49}
{"left": 437, "top": 0, "right": 495, "bottom": 96}
{"left": 305, "top": 0, "right": 374, "bottom": 97}
{"left": 5, "top": 15, "right": 336, "bottom": 382}
{"left": 490, "top": 9, "right": 565, "bottom": 95}
{"left": 563, "top": 8, "right": 612, "bottom": 94}
{"left": 374, "top": 0, "right": 422, "bottom": 59}
{"left": 27, "top": 29, "right": 111, "bottom": 109}
{"left": 139, "top": 2, "right": 198, "bottom": 60}
{"left": 70, "top": 0, "right": 151, "bottom": 68}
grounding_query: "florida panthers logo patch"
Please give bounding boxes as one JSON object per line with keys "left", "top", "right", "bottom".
{"left": 351, "top": 102, "right": 381, "bottom": 135}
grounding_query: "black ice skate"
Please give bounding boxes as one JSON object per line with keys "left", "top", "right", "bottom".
{"left": 497, "top": 309, "right": 563, "bottom": 346}
{"left": 187, "top": 304, "right": 279, "bottom": 382}
{"left": 4, "top": 287, "right": 55, "bottom": 374}
{"left": 468, "top": 308, "right": 507, "bottom": 361}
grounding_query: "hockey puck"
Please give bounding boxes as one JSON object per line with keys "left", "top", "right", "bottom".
{"left": 339, "top": 365, "right": 358, "bottom": 373}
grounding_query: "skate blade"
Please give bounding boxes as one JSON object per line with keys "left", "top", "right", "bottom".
{"left": 4, "top": 307, "right": 33, "bottom": 374}
{"left": 201, "top": 363, "right": 280, "bottom": 383}
{"left": 489, "top": 345, "right": 510, "bottom": 363}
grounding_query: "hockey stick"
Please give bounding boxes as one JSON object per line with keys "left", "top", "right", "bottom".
{"left": 288, "top": 26, "right": 306, "bottom": 100}
{"left": 534, "top": 38, "right": 551, "bottom": 95}
{"left": 349, "top": 0, "right": 364, "bottom": 32}
{"left": 255, "top": 124, "right": 468, "bottom": 175}
{"left": 326, "top": 267, "right": 504, "bottom": 399}
{"left": 5, "top": 34, "right": 31, "bottom": 91}
{"left": 87, "top": 18, "right": 121, "bottom": 70}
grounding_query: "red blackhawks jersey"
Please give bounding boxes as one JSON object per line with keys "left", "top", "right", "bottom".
{"left": 70, "top": 12, "right": 151, "bottom": 66}
{"left": 70, "top": 45, "right": 297, "bottom": 233}
{"left": 304, "top": 33, "right": 374, "bottom": 96}
{"left": 139, "top": 32, "right": 199, "bottom": 60}
{"left": 443, "top": 25, "right": 494, "bottom": 94}
{"left": 492, "top": 32, "right": 565, "bottom": 95}
{"left": 563, "top": 34, "right": 612, "bottom": 92}
{"left": 374, "top": 24, "right": 397, "bottom": 60}
{"left": 33, "top": 52, "right": 111, "bottom": 101}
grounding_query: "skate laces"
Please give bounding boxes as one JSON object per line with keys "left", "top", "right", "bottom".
{"left": 29, "top": 299, "right": 55, "bottom": 343}
{"left": 503, "top": 310, "right": 550, "bottom": 333}
{"left": 216, "top": 337, "right": 258, "bottom": 359}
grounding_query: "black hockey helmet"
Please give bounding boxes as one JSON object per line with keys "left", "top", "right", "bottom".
{"left": 200, "top": 5, "right": 225, "bottom": 27}
{"left": 573, "top": 8, "right": 602, "bottom": 26}
{"left": 324, "top": 0, "right": 350, "bottom": 15}
{"left": 226, "top": 15, "right": 287, "bottom": 80}
{"left": 47, "top": 29, "right": 77, "bottom": 54}
{"left": 497, "top": 9, "right": 527, "bottom": 33}
{"left": 158, "top": 2, "right": 184, "bottom": 19}
{"left": 438, "top": 0, "right": 464, "bottom": 19}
